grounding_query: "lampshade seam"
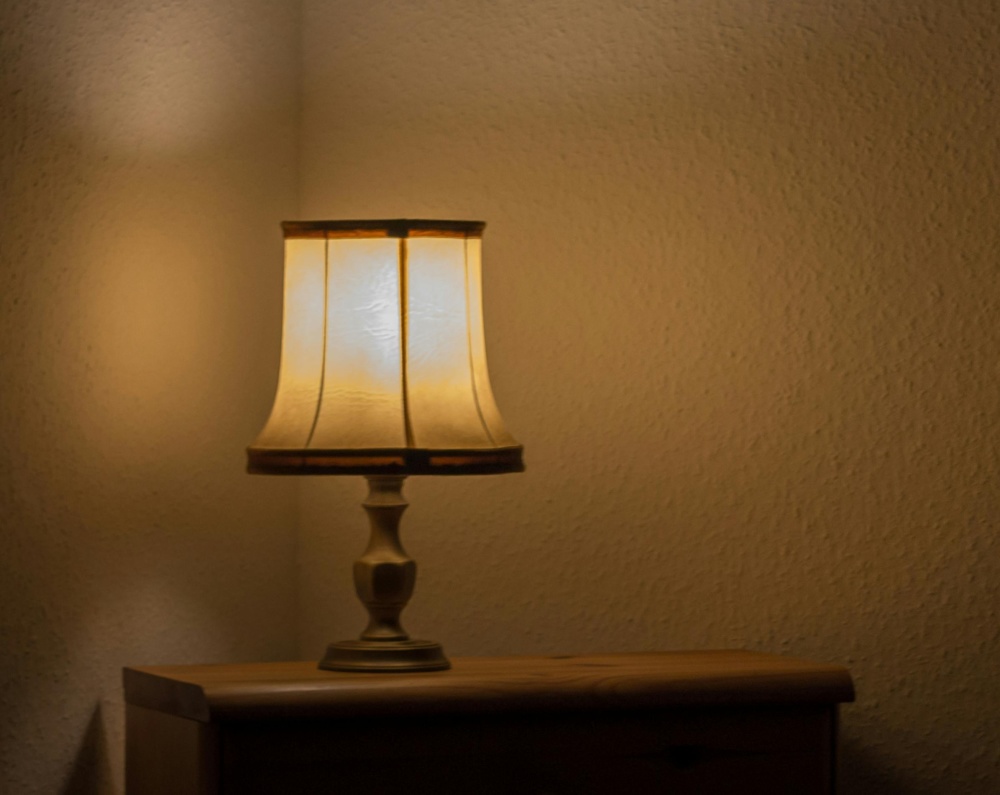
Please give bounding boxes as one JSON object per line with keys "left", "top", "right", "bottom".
{"left": 399, "top": 237, "right": 416, "bottom": 449}
{"left": 463, "top": 238, "right": 497, "bottom": 447}
{"left": 303, "top": 235, "right": 331, "bottom": 449}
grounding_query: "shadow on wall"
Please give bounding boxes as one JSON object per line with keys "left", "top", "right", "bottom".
{"left": 63, "top": 704, "right": 114, "bottom": 795}
{"left": 840, "top": 738, "right": 917, "bottom": 795}
{"left": 1, "top": 131, "right": 297, "bottom": 795}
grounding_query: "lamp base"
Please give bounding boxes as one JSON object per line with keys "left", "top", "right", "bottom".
{"left": 318, "top": 476, "right": 451, "bottom": 674}
{"left": 319, "top": 639, "right": 450, "bottom": 672}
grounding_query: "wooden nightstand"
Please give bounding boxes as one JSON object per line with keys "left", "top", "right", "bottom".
{"left": 124, "top": 650, "right": 854, "bottom": 794}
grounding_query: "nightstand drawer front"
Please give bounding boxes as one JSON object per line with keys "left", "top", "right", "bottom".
{"left": 124, "top": 652, "right": 852, "bottom": 794}
{"left": 218, "top": 708, "right": 836, "bottom": 794}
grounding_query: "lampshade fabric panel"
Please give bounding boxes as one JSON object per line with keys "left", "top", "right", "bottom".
{"left": 463, "top": 239, "right": 519, "bottom": 448}
{"left": 252, "top": 238, "right": 327, "bottom": 450}
{"left": 311, "top": 238, "right": 406, "bottom": 449}
{"left": 405, "top": 237, "right": 496, "bottom": 449}
{"left": 251, "top": 226, "right": 520, "bottom": 467}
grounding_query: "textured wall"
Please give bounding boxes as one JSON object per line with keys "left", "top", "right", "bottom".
{"left": 0, "top": 1, "right": 300, "bottom": 792}
{"left": 298, "top": 1, "right": 1000, "bottom": 792}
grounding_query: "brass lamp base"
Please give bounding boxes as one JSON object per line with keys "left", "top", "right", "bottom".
{"left": 320, "top": 639, "right": 449, "bottom": 672}
{"left": 319, "top": 475, "right": 450, "bottom": 674}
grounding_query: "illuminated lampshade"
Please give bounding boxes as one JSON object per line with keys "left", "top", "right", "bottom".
{"left": 248, "top": 219, "right": 522, "bottom": 476}
{"left": 248, "top": 220, "right": 523, "bottom": 672}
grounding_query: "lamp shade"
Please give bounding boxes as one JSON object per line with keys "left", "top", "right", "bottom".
{"left": 248, "top": 219, "right": 523, "bottom": 476}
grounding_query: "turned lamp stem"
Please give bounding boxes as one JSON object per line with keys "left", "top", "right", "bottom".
{"left": 320, "top": 476, "right": 450, "bottom": 672}
{"left": 356, "top": 476, "right": 415, "bottom": 642}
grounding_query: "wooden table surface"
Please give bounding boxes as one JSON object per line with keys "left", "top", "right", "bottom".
{"left": 124, "top": 649, "right": 855, "bottom": 721}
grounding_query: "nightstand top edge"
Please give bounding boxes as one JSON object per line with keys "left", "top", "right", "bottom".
{"left": 124, "top": 650, "right": 855, "bottom": 722}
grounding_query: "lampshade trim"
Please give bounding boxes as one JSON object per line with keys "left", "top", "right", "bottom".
{"left": 282, "top": 219, "right": 485, "bottom": 239}
{"left": 246, "top": 445, "right": 524, "bottom": 476}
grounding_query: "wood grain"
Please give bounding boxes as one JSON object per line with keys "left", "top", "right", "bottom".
{"left": 125, "top": 705, "right": 219, "bottom": 794}
{"left": 124, "top": 650, "right": 854, "bottom": 723}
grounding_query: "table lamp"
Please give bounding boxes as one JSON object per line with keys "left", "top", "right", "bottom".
{"left": 247, "top": 219, "right": 523, "bottom": 672}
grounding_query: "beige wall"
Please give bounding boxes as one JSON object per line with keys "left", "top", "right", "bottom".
{"left": 0, "top": 1, "right": 300, "bottom": 792}
{"left": 297, "top": 1, "right": 1000, "bottom": 792}
{"left": 3, "top": 1, "right": 998, "bottom": 793}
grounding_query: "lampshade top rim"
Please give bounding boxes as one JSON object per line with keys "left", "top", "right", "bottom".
{"left": 282, "top": 219, "right": 485, "bottom": 238}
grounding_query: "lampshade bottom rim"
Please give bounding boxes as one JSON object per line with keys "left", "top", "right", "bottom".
{"left": 247, "top": 445, "right": 524, "bottom": 476}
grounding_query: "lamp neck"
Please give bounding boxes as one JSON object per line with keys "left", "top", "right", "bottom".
{"left": 355, "top": 476, "right": 414, "bottom": 642}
